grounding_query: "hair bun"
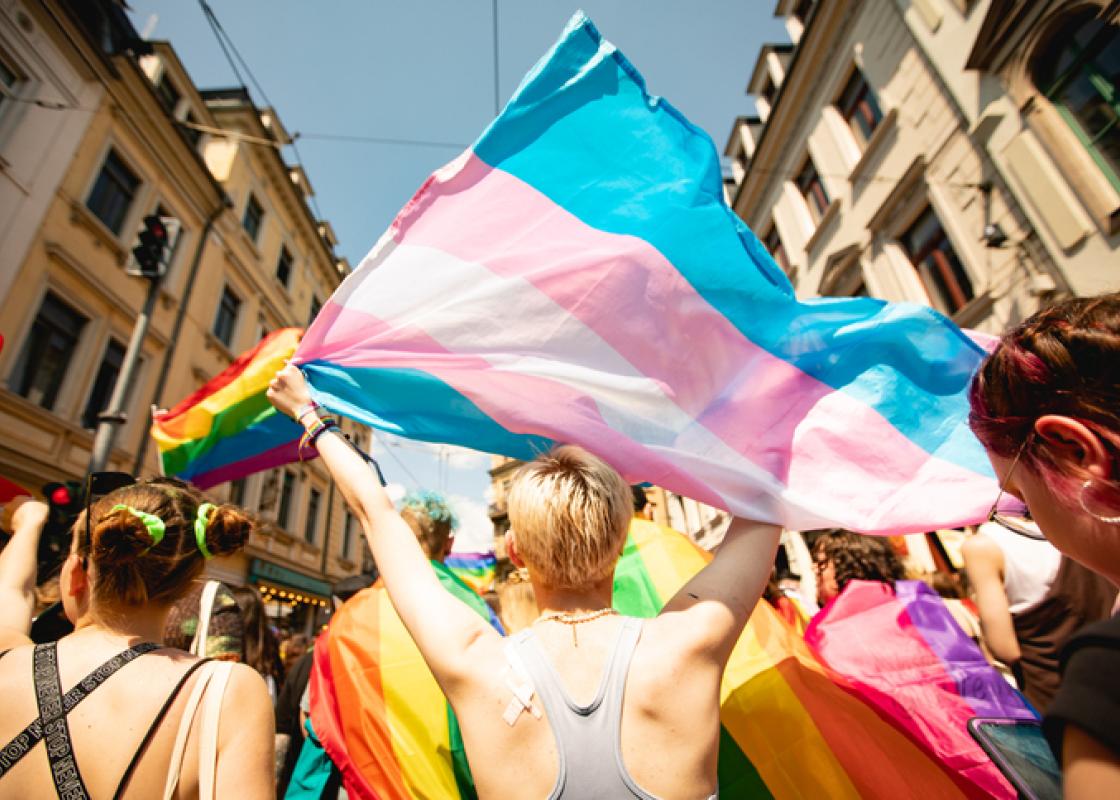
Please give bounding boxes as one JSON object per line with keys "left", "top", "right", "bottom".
{"left": 91, "top": 507, "right": 155, "bottom": 566}
{"left": 203, "top": 503, "right": 252, "bottom": 557}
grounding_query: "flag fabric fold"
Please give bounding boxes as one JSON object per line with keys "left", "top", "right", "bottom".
{"left": 151, "top": 328, "right": 307, "bottom": 488}
{"left": 309, "top": 561, "right": 498, "bottom": 800}
{"left": 804, "top": 579, "right": 1037, "bottom": 799}
{"left": 617, "top": 518, "right": 1012, "bottom": 799}
{"left": 295, "top": 12, "right": 1000, "bottom": 534}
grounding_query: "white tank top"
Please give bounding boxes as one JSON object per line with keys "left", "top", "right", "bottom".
{"left": 978, "top": 521, "right": 1061, "bottom": 614}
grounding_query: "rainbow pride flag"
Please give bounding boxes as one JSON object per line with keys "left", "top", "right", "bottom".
{"left": 618, "top": 518, "right": 1020, "bottom": 799}
{"left": 309, "top": 561, "right": 498, "bottom": 799}
{"left": 151, "top": 328, "right": 308, "bottom": 489}
{"left": 445, "top": 551, "right": 498, "bottom": 595}
{"left": 294, "top": 12, "right": 1003, "bottom": 535}
{"left": 804, "top": 579, "right": 1036, "bottom": 798}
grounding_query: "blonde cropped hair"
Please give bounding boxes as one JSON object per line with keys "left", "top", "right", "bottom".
{"left": 507, "top": 446, "right": 631, "bottom": 589}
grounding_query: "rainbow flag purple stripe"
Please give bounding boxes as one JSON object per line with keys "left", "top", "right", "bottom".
{"left": 295, "top": 12, "right": 1002, "bottom": 534}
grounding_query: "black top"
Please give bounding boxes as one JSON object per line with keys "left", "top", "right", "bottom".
{"left": 1044, "top": 612, "right": 1120, "bottom": 759}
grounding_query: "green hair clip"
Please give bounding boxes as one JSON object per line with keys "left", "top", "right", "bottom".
{"left": 111, "top": 504, "right": 166, "bottom": 548}
{"left": 195, "top": 502, "right": 216, "bottom": 559}
{"left": 398, "top": 490, "right": 459, "bottom": 530}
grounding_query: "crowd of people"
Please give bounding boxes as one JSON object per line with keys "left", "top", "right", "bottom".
{"left": 0, "top": 291, "right": 1116, "bottom": 798}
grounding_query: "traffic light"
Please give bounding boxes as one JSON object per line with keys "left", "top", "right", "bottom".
{"left": 39, "top": 480, "right": 84, "bottom": 578}
{"left": 130, "top": 214, "right": 180, "bottom": 278}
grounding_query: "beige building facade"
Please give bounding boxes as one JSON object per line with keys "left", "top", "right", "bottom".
{"left": 0, "top": 2, "right": 364, "bottom": 631}
{"left": 725, "top": 0, "right": 1117, "bottom": 333}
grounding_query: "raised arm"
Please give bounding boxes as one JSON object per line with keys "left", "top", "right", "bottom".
{"left": 658, "top": 517, "right": 780, "bottom": 666}
{"left": 961, "top": 534, "right": 1021, "bottom": 666}
{"left": 266, "top": 366, "right": 496, "bottom": 684}
{"left": 0, "top": 498, "right": 49, "bottom": 649}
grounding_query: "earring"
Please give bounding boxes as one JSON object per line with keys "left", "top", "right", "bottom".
{"left": 1079, "top": 480, "right": 1120, "bottom": 525}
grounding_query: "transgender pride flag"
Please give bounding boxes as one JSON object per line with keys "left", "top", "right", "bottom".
{"left": 295, "top": 13, "right": 1002, "bottom": 535}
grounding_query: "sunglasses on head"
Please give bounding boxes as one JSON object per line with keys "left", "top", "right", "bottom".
{"left": 80, "top": 471, "right": 136, "bottom": 562}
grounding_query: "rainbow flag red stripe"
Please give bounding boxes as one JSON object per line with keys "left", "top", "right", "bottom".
{"left": 151, "top": 328, "right": 308, "bottom": 488}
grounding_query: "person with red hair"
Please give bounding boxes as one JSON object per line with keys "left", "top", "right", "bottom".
{"left": 969, "top": 292, "right": 1120, "bottom": 798}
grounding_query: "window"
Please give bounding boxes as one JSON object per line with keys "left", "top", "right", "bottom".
{"left": 276, "top": 245, "right": 293, "bottom": 287}
{"left": 229, "top": 478, "right": 247, "bottom": 507}
{"left": 792, "top": 0, "right": 814, "bottom": 24}
{"left": 259, "top": 470, "right": 280, "bottom": 516}
{"left": 341, "top": 511, "right": 355, "bottom": 560}
{"left": 277, "top": 470, "right": 296, "bottom": 529}
{"left": 795, "top": 157, "right": 830, "bottom": 224}
{"left": 81, "top": 339, "right": 127, "bottom": 429}
{"left": 13, "top": 293, "right": 87, "bottom": 410}
{"left": 87, "top": 149, "right": 140, "bottom": 235}
{"left": 212, "top": 286, "right": 241, "bottom": 348}
{"left": 763, "top": 225, "right": 789, "bottom": 274}
{"left": 836, "top": 68, "right": 883, "bottom": 149}
{"left": 1033, "top": 13, "right": 1120, "bottom": 192}
{"left": 304, "top": 488, "right": 321, "bottom": 544}
{"left": 154, "top": 75, "right": 180, "bottom": 114}
{"left": 242, "top": 194, "right": 263, "bottom": 242}
{"left": 901, "top": 207, "right": 974, "bottom": 315}
{"left": 308, "top": 295, "right": 322, "bottom": 326}
{"left": 0, "top": 52, "right": 21, "bottom": 115}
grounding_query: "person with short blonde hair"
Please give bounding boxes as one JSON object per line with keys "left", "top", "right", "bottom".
{"left": 270, "top": 365, "right": 780, "bottom": 800}
{"left": 506, "top": 445, "right": 632, "bottom": 589}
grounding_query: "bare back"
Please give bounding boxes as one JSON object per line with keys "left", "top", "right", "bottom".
{"left": 445, "top": 613, "right": 723, "bottom": 800}
{"left": 0, "top": 637, "right": 273, "bottom": 799}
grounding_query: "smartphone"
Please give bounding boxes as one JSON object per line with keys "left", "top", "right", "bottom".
{"left": 967, "top": 717, "right": 1061, "bottom": 800}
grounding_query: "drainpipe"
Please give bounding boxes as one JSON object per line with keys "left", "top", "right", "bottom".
{"left": 132, "top": 199, "right": 229, "bottom": 475}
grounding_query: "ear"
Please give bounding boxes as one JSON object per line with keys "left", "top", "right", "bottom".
{"left": 61, "top": 553, "right": 88, "bottom": 598}
{"left": 1034, "top": 415, "right": 1113, "bottom": 480}
{"left": 505, "top": 530, "right": 525, "bottom": 569}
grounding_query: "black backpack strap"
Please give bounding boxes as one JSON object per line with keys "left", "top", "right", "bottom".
{"left": 0, "top": 641, "right": 161, "bottom": 786}
{"left": 111, "top": 658, "right": 212, "bottom": 800}
{"left": 35, "top": 641, "right": 90, "bottom": 800}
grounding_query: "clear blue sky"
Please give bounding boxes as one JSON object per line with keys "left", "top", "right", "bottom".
{"left": 127, "top": 1, "right": 788, "bottom": 513}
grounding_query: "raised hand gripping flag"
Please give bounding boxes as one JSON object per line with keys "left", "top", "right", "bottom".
{"left": 295, "top": 13, "right": 1001, "bottom": 534}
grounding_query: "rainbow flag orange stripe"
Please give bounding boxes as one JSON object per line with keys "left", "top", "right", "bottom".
{"left": 151, "top": 328, "right": 307, "bottom": 488}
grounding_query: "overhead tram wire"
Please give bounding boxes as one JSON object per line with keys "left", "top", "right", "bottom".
{"left": 196, "top": 0, "right": 325, "bottom": 220}
{"left": 369, "top": 429, "right": 423, "bottom": 488}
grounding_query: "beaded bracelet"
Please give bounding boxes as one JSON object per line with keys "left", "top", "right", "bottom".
{"left": 295, "top": 401, "right": 321, "bottom": 425}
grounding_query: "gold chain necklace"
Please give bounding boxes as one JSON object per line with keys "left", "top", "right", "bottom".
{"left": 534, "top": 608, "right": 617, "bottom": 647}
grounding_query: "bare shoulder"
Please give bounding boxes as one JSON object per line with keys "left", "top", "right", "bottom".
{"left": 222, "top": 662, "right": 272, "bottom": 705}
{"left": 962, "top": 534, "right": 1003, "bottom": 568}
{"left": 0, "top": 629, "right": 32, "bottom": 653}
